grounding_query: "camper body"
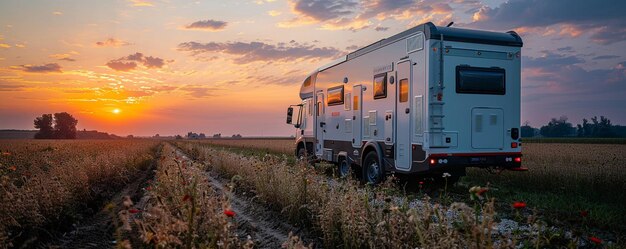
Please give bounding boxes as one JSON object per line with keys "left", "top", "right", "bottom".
{"left": 287, "top": 22, "right": 525, "bottom": 183}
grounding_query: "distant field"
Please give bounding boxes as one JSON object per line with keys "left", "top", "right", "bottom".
{"left": 202, "top": 138, "right": 294, "bottom": 154}
{"left": 522, "top": 137, "right": 626, "bottom": 144}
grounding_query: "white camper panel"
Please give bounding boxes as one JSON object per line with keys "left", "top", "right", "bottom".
{"left": 427, "top": 40, "right": 521, "bottom": 155}
{"left": 290, "top": 22, "right": 524, "bottom": 183}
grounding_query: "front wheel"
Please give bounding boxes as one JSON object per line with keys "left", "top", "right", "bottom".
{"left": 297, "top": 147, "right": 314, "bottom": 165}
{"left": 362, "top": 151, "right": 384, "bottom": 184}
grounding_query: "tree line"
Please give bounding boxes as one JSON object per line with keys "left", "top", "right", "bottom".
{"left": 33, "top": 112, "right": 78, "bottom": 139}
{"left": 521, "top": 116, "right": 626, "bottom": 138}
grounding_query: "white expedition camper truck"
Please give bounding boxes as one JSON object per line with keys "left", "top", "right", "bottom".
{"left": 286, "top": 22, "right": 527, "bottom": 184}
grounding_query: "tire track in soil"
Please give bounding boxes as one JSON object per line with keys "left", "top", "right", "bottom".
{"left": 46, "top": 152, "right": 159, "bottom": 249}
{"left": 173, "top": 148, "right": 319, "bottom": 249}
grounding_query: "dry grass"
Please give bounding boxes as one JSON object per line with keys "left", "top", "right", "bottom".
{"left": 177, "top": 141, "right": 589, "bottom": 248}
{"left": 0, "top": 139, "right": 158, "bottom": 248}
{"left": 118, "top": 143, "right": 252, "bottom": 248}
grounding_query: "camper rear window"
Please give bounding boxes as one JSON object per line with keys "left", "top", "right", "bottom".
{"left": 373, "top": 73, "right": 387, "bottom": 99}
{"left": 456, "top": 66, "right": 505, "bottom": 95}
{"left": 327, "top": 85, "right": 344, "bottom": 106}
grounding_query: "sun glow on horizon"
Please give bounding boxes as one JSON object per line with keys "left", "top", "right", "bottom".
{"left": 112, "top": 108, "right": 121, "bottom": 114}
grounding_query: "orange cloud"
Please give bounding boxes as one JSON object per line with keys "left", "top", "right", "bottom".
{"left": 129, "top": 0, "right": 153, "bottom": 7}
{"left": 95, "top": 38, "right": 132, "bottom": 47}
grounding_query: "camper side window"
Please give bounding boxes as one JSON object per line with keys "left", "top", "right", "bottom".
{"left": 327, "top": 86, "right": 344, "bottom": 106}
{"left": 373, "top": 73, "right": 387, "bottom": 99}
{"left": 399, "top": 78, "right": 409, "bottom": 102}
{"left": 456, "top": 66, "right": 505, "bottom": 95}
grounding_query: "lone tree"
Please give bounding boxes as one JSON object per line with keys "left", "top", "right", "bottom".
{"left": 33, "top": 112, "right": 79, "bottom": 139}
{"left": 54, "top": 112, "right": 78, "bottom": 139}
{"left": 34, "top": 114, "right": 54, "bottom": 139}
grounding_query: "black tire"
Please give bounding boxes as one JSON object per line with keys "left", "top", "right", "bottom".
{"left": 337, "top": 157, "right": 350, "bottom": 178}
{"left": 297, "top": 146, "right": 314, "bottom": 165}
{"left": 362, "top": 151, "right": 384, "bottom": 184}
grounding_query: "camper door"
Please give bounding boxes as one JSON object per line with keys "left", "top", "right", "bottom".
{"left": 395, "top": 60, "right": 412, "bottom": 170}
{"left": 315, "top": 92, "right": 325, "bottom": 157}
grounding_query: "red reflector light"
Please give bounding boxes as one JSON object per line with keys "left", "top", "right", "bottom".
{"left": 430, "top": 159, "right": 436, "bottom": 165}
{"left": 511, "top": 142, "right": 518, "bottom": 148}
{"left": 514, "top": 157, "right": 521, "bottom": 163}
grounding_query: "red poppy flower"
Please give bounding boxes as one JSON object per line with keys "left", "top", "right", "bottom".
{"left": 580, "top": 210, "right": 589, "bottom": 217}
{"left": 224, "top": 209, "right": 235, "bottom": 217}
{"left": 419, "top": 181, "right": 424, "bottom": 185}
{"left": 512, "top": 201, "right": 526, "bottom": 209}
{"left": 477, "top": 188, "right": 489, "bottom": 196}
{"left": 146, "top": 186, "right": 151, "bottom": 191}
{"left": 182, "top": 194, "right": 191, "bottom": 202}
{"left": 589, "top": 236, "right": 602, "bottom": 244}
{"left": 1, "top": 152, "right": 10, "bottom": 156}
{"left": 129, "top": 209, "right": 141, "bottom": 214}
{"left": 9, "top": 166, "right": 16, "bottom": 171}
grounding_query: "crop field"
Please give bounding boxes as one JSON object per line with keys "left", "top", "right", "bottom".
{"left": 1, "top": 138, "right": 624, "bottom": 248}
{"left": 0, "top": 139, "right": 159, "bottom": 248}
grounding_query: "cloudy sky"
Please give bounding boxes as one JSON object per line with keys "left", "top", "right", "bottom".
{"left": 0, "top": 0, "right": 624, "bottom": 136}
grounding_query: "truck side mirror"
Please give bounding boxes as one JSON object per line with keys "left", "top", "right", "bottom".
{"left": 286, "top": 107, "right": 293, "bottom": 124}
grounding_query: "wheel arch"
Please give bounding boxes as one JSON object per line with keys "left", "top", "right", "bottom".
{"left": 360, "top": 141, "right": 383, "bottom": 168}
{"left": 295, "top": 137, "right": 314, "bottom": 156}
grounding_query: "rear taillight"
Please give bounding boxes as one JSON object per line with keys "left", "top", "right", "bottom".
{"left": 514, "top": 157, "right": 521, "bottom": 163}
{"left": 430, "top": 159, "right": 436, "bottom": 165}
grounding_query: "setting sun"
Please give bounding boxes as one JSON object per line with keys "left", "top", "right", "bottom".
{"left": 112, "top": 109, "right": 121, "bottom": 114}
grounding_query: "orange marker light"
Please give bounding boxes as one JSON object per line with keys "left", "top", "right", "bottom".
{"left": 511, "top": 142, "right": 518, "bottom": 148}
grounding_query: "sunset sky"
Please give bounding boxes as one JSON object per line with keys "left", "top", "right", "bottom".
{"left": 1, "top": 0, "right": 625, "bottom": 136}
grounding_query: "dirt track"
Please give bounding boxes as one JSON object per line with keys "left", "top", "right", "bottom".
{"left": 173, "top": 148, "right": 318, "bottom": 248}
{"left": 48, "top": 155, "right": 157, "bottom": 248}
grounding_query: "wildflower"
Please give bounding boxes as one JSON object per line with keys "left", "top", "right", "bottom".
{"left": 512, "top": 201, "right": 527, "bottom": 209}
{"left": 129, "top": 209, "right": 141, "bottom": 214}
{"left": 9, "top": 166, "right": 16, "bottom": 171}
{"left": 182, "top": 194, "right": 191, "bottom": 202}
{"left": 146, "top": 186, "right": 152, "bottom": 191}
{"left": 1, "top": 152, "right": 10, "bottom": 156}
{"left": 442, "top": 172, "right": 451, "bottom": 178}
{"left": 477, "top": 187, "right": 489, "bottom": 196}
{"left": 419, "top": 181, "right": 424, "bottom": 185}
{"left": 580, "top": 210, "right": 589, "bottom": 217}
{"left": 588, "top": 236, "right": 602, "bottom": 244}
{"left": 224, "top": 209, "right": 236, "bottom": 217}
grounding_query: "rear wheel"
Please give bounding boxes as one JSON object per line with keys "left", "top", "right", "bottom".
{"left": 362, "top": 151, "right": 384, "bottom": 184}
{"left": 337, "top": 157, "right": 350, "bottom": 178}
